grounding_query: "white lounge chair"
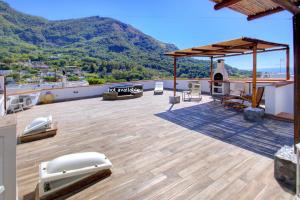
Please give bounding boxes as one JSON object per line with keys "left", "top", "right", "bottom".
{"left": 38, "top": 152, "right": 112, "bottom": 199}
{"left": 154, "top": 82, "right": 164, "bottom": 95}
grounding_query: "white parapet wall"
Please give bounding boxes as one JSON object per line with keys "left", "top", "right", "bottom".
{"left": 7, "top": 79, "right": 286, "bottom": 107}
{"left": 39, "top": 85, "right": 108, "bottom": 103}
{"left": 265, "top": 83, "right": 294, "bottom": 115}
{"left": 28, "top": 79, "right": 205, "bottom": 104}
{"left": 37, "top": 80, "right": 157, "bottom": 103}
{"left": 162, "top": 79, "right": 210, "bottom": 93}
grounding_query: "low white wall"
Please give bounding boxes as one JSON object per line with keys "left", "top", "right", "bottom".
{"left": 0, "top": 95, "right": 4, "bottom": 117}
{"left": 265, "top": 83, "right": 294, "bottom": 115}
{"left": 12, "top": 79, "right": 270, "bottom": 104}
{"left": 8, "top": 79, "right": 292, "bottom": 111}
{"left": 40, "top": 85, "right": 107, "bottom": 102}
{"left": 40, "top": 79, "right": 202, "bottom": 103}
{"left": 39, "top": 80, "right": 157, "bottom": 103}
{"left": 162, "top": 79, "right": 210, "bottom": 93}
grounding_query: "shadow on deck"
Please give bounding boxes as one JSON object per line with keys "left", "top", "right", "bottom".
{"left": 155, "top": 101, "right": 293, "bottom": 158}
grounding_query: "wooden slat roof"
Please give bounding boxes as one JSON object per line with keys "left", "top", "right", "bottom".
{"left": 165, "top": 37, "right": 288, "bottom": 58}
{"left": 210, "top": 0, "right": 300, "bottom": 20}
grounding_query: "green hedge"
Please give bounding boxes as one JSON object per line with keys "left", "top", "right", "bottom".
{"left": 86, "top": 77, "right": 105, "bottom": 85}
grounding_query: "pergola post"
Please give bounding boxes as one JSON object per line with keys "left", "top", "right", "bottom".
{"left": 286, "top": 47, "right": 290, "bottom": 80}
{"left": 252, "top": 45, "right": 257, "bottom": 108}
{"left": 210, "top": 57, "right": 213, "bottom": 94}
{"left": 294, "top": 13, "right": 300, "bottom": 146}
{"left": 173, "top": 56, "right": 177, "bottom": 97}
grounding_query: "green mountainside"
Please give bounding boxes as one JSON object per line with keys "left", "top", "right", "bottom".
{"left": 0, "top": 1, "right": 251, "bottom": 82}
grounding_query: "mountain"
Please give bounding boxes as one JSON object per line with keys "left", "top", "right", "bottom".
{"left": 0, "top": 1, "right": 251, "bottom": 81}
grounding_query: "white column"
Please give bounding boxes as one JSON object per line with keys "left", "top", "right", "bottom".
{"left": 0, "top": 116, "right": 16, "bottom": 200}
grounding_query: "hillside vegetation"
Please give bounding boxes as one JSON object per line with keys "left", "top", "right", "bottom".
{"left": 0, "top": 1, "right": 252, "bottom": 82}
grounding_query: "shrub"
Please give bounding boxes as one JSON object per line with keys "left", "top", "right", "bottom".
{"left": 86, "top": 77, "right": 105, "bottom": 85}
{"left": 68, "top": 75, "right": 80, "bottom": 81}
{"left": 43, "top": 76, "right": 56, "bottom": 82}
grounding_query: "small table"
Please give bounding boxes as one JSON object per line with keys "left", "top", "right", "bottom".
{"left": 211, "top": 94, "right": 223, "bottom": 103}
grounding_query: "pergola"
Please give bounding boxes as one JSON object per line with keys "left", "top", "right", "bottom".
{"left": 209, "top": 0, "right": 300, "bottom": 150}
{"left": 165, "top": 37, "right": 289, "bottom": 108}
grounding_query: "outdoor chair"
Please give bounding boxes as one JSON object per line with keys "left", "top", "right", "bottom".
{"left": 183, "top": 82, "right": 202, "bottom": 101}
{"left": 224, "top": 87, "right": 265, "bottom": 110}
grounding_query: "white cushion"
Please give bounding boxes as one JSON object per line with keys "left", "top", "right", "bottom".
{"left": 47, "top": 152, "right": 107, "bottom": 174}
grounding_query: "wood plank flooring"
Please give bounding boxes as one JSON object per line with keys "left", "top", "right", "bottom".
{"left": 15, "top": 91, "right": 294, "bottom": 200}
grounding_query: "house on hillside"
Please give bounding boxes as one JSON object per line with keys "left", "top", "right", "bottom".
{"left": 65, "top": 66, "right": 82, "bottom": 76}
{"left": 0, "top": 70, "right": 13, "bottom": 76}
{"left": 31, "top": 62, "right": 49, "bottom": 69}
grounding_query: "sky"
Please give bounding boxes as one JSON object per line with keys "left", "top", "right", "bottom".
{"left": 4, "top": 0, "right": 294, "bottom": 71}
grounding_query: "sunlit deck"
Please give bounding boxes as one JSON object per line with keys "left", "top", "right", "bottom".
{"left": 16, "top": 91, "right": 294, "bottom": 200}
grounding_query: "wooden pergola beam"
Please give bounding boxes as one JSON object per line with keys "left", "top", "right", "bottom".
{"left": 164, "top": 53, "right": 187, "bottom": 57}
{"left": 191, "top": 48, "right": 245, "bottom": 54}
{"left": 242, "top": 37, "right": 289, "bottom": 47}
{"left": 174, "top": 52, "right": 226, "bottom": 56}
{"left": 248, "top": 7, "right": 284, "bottom": 21}
{"left": 214, "top": 47, "right": 288, "bottom": 58}
{"left": 212, "top": 43, "right": 265, "bottom": 50}
{"left": 271, "top": 0, "right": 300, "bottom": 15}
{"left": 191, "top": 48, "right": 213, "bottom": 51}
{"left": 247, "top": 1, "right": 300, "bottom": 21}
{"left": 214, "top": 0, "right": 242, "bottom": 10}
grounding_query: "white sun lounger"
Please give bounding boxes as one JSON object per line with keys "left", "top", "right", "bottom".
{"left": 154, "top": 82, "right": 164, "bottom": 95}
{"left": 37, "top": 152, "right": 112, "bottom": 199}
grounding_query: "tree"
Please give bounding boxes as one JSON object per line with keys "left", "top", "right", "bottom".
{"left": 89, "top": 65, "right": 96, "bottom": 73}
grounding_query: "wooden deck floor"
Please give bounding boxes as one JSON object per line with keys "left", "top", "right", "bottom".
{"left": 16, "top": 91, "right": 294, "bottom": 200}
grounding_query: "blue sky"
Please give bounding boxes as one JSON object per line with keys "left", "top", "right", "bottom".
{"left": 4, "top": 0, "right": 294, "bottom": 71}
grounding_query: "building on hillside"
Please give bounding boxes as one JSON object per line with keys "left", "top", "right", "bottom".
{"left": 0, "top": 70, "right": 13, "bottom": 76}
{"left": 40, "top": 69, "right": 56, "bottom": 78}
{"left": 31, "top": 62, "right": 49, "bottom": 69}
{"left": 65, "top": 66, "right": 82, "bottom": 76}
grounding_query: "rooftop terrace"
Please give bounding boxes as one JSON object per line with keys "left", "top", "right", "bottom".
{"left": 16, "top": 91, "right": 294, "bottom": 200}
